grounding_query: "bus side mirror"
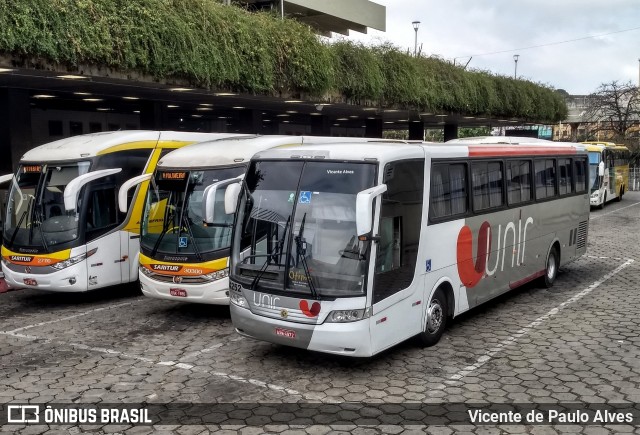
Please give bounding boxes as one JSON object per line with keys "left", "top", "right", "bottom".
{"left": 225, "top": 182, "right": 242, "bottom": 215}
{"left": 118, "top": 173, "right": 152, "bottom": 213}
{"left": 0, "top": 174, "right": 13, "bottom": 185}
{"left": 356, "top": 184, "right": 387, "bottom": 237}
{"left": 202, "top": 176, "right": 243, "bottom": 225}
{"left": 598, "top": 161, "right": 605, "bottom": 177}
{"left": 64, "top": 168, "right": 122, "bottom": 212}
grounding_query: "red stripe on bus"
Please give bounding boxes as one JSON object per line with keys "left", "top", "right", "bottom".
{"left": 509, "top": 270, "right": 546, "bottom": 289}
{"left": 469, "top": 146, "right": 577, "bottom": 157}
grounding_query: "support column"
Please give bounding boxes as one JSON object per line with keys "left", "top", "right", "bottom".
{"left": 408, "top": 121, "right": 425, "bottom": 141}
{"left": 139, "top": 101, "right": 168, "bottom": 130}
{"left": 0, "top": 89, "right": 32, "bottom": 173}
{"left": 444, "top": 123, "right": 458, "bottom": 142}
{"left": 365, "top": 118, "right": 383, "bottom": 138}
{"left": 311, "top": 115, "right": 331, "bottom": 136}
{"left": 238, "top": 109, "right": 262, "bottom": 134}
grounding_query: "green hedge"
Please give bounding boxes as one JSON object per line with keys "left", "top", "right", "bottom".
{"left": 0, "top": 0, "right": 567, "bottom": 122}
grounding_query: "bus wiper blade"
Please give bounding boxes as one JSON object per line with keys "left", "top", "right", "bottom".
{"left": 150, "top": 208, "right": 175, "bottom": 258}
{"left": 8, "top": 209, "right": 28, "bottom": 248}
{"left": 181, "top": 213, "right": 202, "bottom": 262}
{"left": 250, "top": 216, "right": 291, "bottom": 291}
{"left": 294, "top": 213, "right": 319, "bottom": 300}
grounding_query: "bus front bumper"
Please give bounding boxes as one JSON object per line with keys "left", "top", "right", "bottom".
{"left": 230, "top": 304, "right": 373, "bottom": 357}
{"left": 140, "top": 274, "right": 230, "bottom": 305}
{"left": 1, "top": 261, "right": 89, "bottom": 292}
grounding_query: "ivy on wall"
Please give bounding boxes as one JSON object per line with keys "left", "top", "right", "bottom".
{"left": 0, "top": 0, "right": 567, "bottom": 122}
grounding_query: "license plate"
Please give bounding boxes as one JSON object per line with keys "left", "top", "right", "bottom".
{"left": 170, "top": 288, "right": 188, "bottom": 297}
{"left": 275, "top": 327, "right": 296, "bottom": 339}
{"left": 23, "top": 278, "right": 38, "bottom": 286}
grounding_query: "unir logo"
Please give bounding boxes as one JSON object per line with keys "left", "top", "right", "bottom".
{"left": 456, "top": 217, "right": 533, "bottom": 288}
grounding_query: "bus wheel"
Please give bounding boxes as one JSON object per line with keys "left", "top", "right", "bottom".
{"left": 542, "top": 246, "right": 559, "bottom": 288}
{"left": 598, "top": 193, "right": 606, "bottom": 209}
{"left": 418, "top": 288, "right": 448, "bottom": 347}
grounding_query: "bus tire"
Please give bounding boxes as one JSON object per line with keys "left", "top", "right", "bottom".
{"left": 542, "top": 245, "right": 559, "bottom": 288}
{"left": 418, "top": 288, "right": 448, "bottom": 347}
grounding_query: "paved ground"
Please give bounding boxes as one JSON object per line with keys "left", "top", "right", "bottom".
{"left": 1, "top": 192, "right": 640, "bottom": 434}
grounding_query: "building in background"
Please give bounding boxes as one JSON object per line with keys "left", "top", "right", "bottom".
{"left": 231, "top": 0, "right": 386, "bottom": 35}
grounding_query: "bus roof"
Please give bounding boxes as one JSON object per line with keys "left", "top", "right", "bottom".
{"left": 252, "top": 139, "right": 587, "bottom": 163}
{"left": 20, "top": 131, "right": 237, "bottom": 162}
{"left": 446, "top": 136, "right": 553, "bottom": 145}
{"left": 582, "top": 142, "right": 629, "bottom": 152}
{"left": 157, "top": 136, "right": 413, "bottom": 168}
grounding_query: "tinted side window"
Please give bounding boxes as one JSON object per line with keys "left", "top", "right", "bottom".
{"left": 558, "top": 158, "right": 573, "bottom": 196}
{"left": 374, "top": 160, "right": 424, "bottom": 303}
{"left": 86, "top": 188, "right": 118, "bottom": 240}
{"left": 472, "top": 161, "right": 503, "bottom": 211}
{"left": 574, "top": 158, "right": 587, "bottom": 193}
{"left": 506, "top": 160, "right": 532, "bottom": 205}
{"left": 91, "top": 149, "right": 153, "bottom": 223}
{"left": 535, "top": 159, "right": 556, "bottom": 200}
{"left": 429, "top": 163, "right": 467, "bottom": 220}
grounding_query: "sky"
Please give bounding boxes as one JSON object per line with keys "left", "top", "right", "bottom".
{"left": 347, "top": 0, "right": 640, "bottom": 95}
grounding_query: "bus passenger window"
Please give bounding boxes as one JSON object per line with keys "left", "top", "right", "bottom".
{"left": 374, "top": 160, "right": 424, "bottom": 303}
{"left": 429, "top": 163, "right": 467, "bottom": 220}
{"left": 574, "top": 159, "right": 587, "bottom": 193}
{"left": 535, "top": 159, "right": 556, "bottom": 200}
{"left": 558, "top": 158, "right": 573, "bottom": 195}
{"left": 472, "top": 161, "right": 503, "bottom": 211}
{"left": 507, "top": 160, "right": 532, "bottom": 205}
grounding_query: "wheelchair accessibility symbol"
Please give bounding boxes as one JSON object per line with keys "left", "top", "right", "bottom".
{"left": 299, "top": 191, "right": 312, "bottom": 204}
{"left": 179, "top": 237, "right": 188, "bottom": 248}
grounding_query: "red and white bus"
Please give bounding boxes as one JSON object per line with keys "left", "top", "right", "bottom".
{"left": 220, "top": 138, "right": 589, "bottom": 357}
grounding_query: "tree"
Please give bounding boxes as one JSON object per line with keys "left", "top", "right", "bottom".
{"left": 584, "top": 81, "right": 640, "bottom": 142}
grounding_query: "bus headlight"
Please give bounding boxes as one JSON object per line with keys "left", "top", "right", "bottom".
{"left": 230, "top": 292, "right": 249, "bottom": 308}
{"left": 326, "top": 307, "right": 371, "bottom": 323}
{"left": 203, "top": 268, "right": 229, "bottom": 281}
{"left": 139, "top": 266, "right": 153, "bottom": 277}
{"left": 50, "top": 248, "right": 97, "bottom": 270}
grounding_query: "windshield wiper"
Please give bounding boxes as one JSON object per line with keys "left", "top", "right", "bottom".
{"left": 180, "top": 213, "right": 202, "bottom": 262}
{"left": 150, "top": 201, "right": 176, "bottom": 258}
{"left": 8, "top": 195, "right": 34, "bottom": 248}
{"left": 294, "top": 213, "right": 319, "bottom": 300}
{"left": 249, "top": 216, "right": 291, "bottom": 291}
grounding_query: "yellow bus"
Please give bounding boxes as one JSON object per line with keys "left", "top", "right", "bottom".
{"left": 0, "top": 131, "right": 238, "bottom": 292}
{"left": 582, "top": 141, "right": 630, "bottom": 208}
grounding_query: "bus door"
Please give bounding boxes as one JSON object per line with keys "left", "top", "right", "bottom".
{"left": 370, "top": 160, "right": 426, "bottom": 353}
{"left": 84, "top": 184, "right": 123, "bottom": 288}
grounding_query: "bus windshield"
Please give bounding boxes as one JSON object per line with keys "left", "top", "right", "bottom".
{"left": 588, "top": 151, "right": 601, "bottom": 192}
{"left": 3, "top": 162, "right": 91, "bottom": 252}
{"left": 233, "top": 160, "right": 377, "bottom": 298}
{"left": 141, "top": 167, "right": 245, "bottom": 259}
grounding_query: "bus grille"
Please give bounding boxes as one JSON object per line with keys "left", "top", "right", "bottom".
{"left": 576, "top": 221, "right": 588, "bottom": 249}
{"left": 147, "top": 272, "right": 209, "bottom": 284}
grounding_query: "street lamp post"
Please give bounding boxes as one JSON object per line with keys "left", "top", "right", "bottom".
{"left": 412, "top": 21, "right": 420, "bottom": 57}
{"left": 513, "top": 54, "right": 520, "bottom": 79}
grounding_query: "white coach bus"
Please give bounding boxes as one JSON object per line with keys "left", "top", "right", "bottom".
{"left": 0, "top": 131, "right": 237, "bottom": 292}
{"left": 219, "top": 138, "right": 589, "bottom": 357}
{"left": 133, "top": 135, "right": 402, "bottom": 305}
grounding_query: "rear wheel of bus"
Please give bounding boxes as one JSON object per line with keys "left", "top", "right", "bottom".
{"left": 418, "top": 287, "right": 448, "bottom": 347}
{"left": 541, "top": 245, "right": 559, "bottom": 288}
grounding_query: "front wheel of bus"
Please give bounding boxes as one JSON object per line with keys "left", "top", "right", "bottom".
{"left": 543, "top": 246, "right": 559, "bottom": 288}
{"left": 418, "top": 288, "right": 448, "bottom": 347}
